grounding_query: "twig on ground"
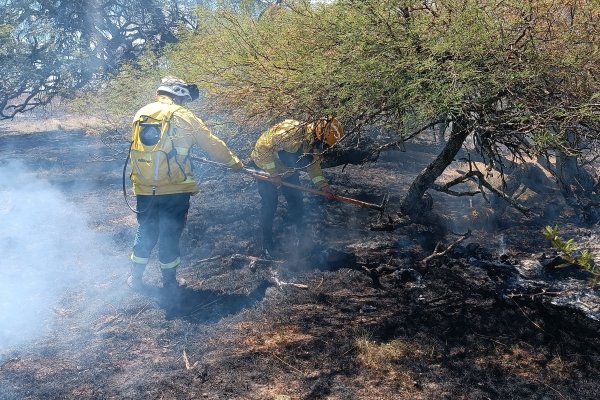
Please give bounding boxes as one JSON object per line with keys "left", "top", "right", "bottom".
{"left": 531, "top": 377, "right": 569, "bottom": 400}
{"left": 315, "top": 276, "right": 324, "bottom": 290}
{"left": 128, "top": 301, "right": 151, "bottom": 328}
{"left": 420, "top": 230, "right": 472, "bottom": 267}
{"left": 509, "top": 298, "right": 547, "bottom": 333}
{"left": 270, "top": 352, "right": 304, "bottom": 375}
{"left": 189, "top": 255, "right": 225, "bottom": 268}
{"left": 471, "top": 332, "right": 509, "bottom": 347}
{"left": 506, "top": 290, "right": 563, "bottom": 298}
{"left": 188, "top": 299, "right": 221, "bottom": 317}
{"left": 182, "top": 350, "right": 199, "bottom": 370}
{"left": 270, "top": 275, "right": 309, "bottom": 290}
{"left": 230, "top": 253, "right": 285, "bottom": 270}
{"left": 94, "top": 313, "right": 121, "bottom": 332}
{"left": 230, "top": 254, "right": 285, "bottom": 263}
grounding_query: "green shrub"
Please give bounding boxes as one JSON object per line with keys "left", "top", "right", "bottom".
{"left": 543, "top": 225, "right": 599, "bottom": 285}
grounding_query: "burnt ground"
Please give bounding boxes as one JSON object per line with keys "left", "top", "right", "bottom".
{"left": 1, "top": 120, "right": 600, "bottom": 400}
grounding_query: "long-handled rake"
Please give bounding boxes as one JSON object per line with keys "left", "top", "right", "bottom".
{"left": 244, "top": 166, "right": 389, "bottom": 218}
{"left": 193, "top": 156, "right": 389, "bottom": 218}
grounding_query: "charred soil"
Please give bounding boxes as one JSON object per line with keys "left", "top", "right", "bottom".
{"left": 1, "top": 123, "right": 599, "bottom": 400}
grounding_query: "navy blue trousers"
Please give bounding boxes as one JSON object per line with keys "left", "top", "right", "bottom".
{"left": 256, "top": 173, "right": 304, "bottom": 248}
{"left": 132, "top": 193, "right": 191, "bottom": 266}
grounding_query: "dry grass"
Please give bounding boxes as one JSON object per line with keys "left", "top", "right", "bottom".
{"left": 238, "top": 322, "right": 314, "bottom": 353}
{"left": 0, "top": 114, "right": 104, "bottom": 135}
{"left": 355, "top": 333, "right": 422, "bottom": 384}
{"left": 473, "top": 342, "right": 573, "bottom": 382}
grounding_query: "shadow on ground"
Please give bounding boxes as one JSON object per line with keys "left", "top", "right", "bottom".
{"left": 135, "top": 282, "right": 271, "bottom": 322}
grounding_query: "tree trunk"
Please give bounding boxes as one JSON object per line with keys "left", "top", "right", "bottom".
{"left": 400, "top": 117, "right": 470, "bottom": 219}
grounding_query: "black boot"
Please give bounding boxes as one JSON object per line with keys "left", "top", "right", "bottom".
{"left": 162, "top": 267, "right": 186, "bottom": 301}
{"left": 161, "top": 267, "right": 187, "bottom": 289}
{"left": 127, "top": 262, "right": 146, "bottom": 291}
{"left": 162, "top": 267, "right": 189, "bottom": 315}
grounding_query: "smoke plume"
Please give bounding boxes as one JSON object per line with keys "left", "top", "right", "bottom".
{"left": 0, "top": 161, "right": 104, "bottom": 351}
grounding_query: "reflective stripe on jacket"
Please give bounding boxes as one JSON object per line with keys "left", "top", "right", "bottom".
{"left": 131, "top": 95, "right": 240, "bottom": 195}
{"left": 250, "top": 119, "right": 328, "bottom": 189}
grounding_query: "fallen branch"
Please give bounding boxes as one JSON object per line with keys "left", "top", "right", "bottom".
{"left": 230, "top": 253, "right": 285, "bottom": 271}
{"left": 315, "top": 276, "right": 324, "bottom": 290}
{"left": 420, "top": 230, "right": 472, "bottom": 267}
{"left": 230, "top": 254, "right": 284, "bottom": 264}
{"left": 182, "top": 350, "right": 198, "bottom": 370}
{"left": 270, "top": 275, "right": 309, "bottom": 290}
{"left": 189, "top": 253, "right": 286, "bottom": 270}
{"left": 506, "top": 290, "right": 563, "bottom": 299}
{"left": 189, "top": 255, "right": 225, "bottom": 268}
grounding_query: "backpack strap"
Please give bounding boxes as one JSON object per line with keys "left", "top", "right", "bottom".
{"left": 162, "top": 104, "right": 191, "bottom": 181}
{"left": 158, "top": 104, "right": 182, "bottom": 157}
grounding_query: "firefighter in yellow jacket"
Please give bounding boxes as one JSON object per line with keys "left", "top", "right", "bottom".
{"left": 250, "top": 117, "right": 344, "bottom": 255}
{"left": 128, "top": 76, "right": 243, "bottom": 297}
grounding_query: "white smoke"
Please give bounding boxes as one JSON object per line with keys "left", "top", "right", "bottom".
{"left": 0, "top": 161, "right": 104, "bottom": 350}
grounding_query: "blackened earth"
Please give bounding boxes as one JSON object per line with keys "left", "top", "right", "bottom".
{"left": 0, "top": 125, "right": 599, "bottom": 400}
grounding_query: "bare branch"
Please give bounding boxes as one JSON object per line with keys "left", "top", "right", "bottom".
{"left": 420, "top": 230, "right": 472, "bottom": 267}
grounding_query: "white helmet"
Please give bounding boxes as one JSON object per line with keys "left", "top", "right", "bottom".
{"left": 157, "top": 76, "right": 198, "bottom": 101}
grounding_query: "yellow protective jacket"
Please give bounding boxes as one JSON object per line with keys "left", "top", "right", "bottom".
{"left": 250, "top": 119, "right": 328, "bottom": 189}
{"left": 130, "top": 95, "right": 240, "bottom": 195}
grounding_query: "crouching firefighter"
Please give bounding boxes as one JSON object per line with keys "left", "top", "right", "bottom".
{"left": 250, "top": 117, "right": 344, "bottom": 256}
{"left": 125, "top": 76, "right": 243, "bottom": 299}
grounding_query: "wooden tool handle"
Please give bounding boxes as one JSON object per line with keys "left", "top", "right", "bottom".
{"left": 248, "top": 170, "right": 383, "bottom": 211}
{"left": 332, "top": 194, "right": 383, "bottom": 210}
